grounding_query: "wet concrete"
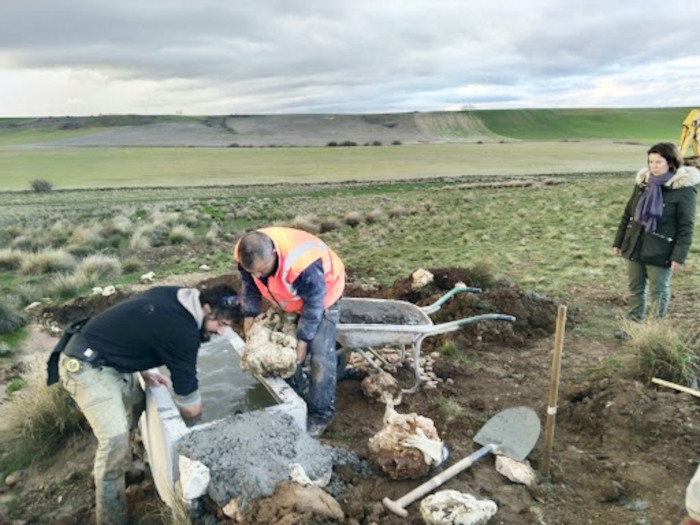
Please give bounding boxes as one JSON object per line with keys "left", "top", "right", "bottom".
{"left": 178, "top": 411, "right": 335, "bottom": 508}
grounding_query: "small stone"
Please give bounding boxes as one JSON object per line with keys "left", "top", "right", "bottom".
{"left": 4, "top": 473, "right": 20, "bottom": 488}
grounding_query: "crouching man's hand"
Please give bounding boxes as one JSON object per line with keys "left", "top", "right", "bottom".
{"left": 141, "top": 370, "right": 172, "bottom": 389}
{"left": 296, "top": 340, "right": 308, "bottom": 365}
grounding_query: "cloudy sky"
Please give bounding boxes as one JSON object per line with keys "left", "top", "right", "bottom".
{"left": 1, "top": 0, "right": 699, "bottom": 117}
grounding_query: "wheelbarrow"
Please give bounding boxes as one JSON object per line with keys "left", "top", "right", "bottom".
{"left": 337, "top": 284, "right": 516, "bottom": 393}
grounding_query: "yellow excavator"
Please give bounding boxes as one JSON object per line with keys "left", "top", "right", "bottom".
{"left": 679, "top": 108, "right": 700, "bottom": 166}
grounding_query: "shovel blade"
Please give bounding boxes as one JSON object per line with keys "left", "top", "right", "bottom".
{"left": 473, "top": 406, "right": 540, "bottom": 461}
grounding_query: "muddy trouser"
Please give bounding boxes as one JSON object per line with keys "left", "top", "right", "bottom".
{"left": 288, "top": 302, "right": 340, "bottom": 426}
{"left": 688, "top": 464, "right": 700, "bottom": 520}
{"left": 59, "top": 354, "right": 144, "bottom": 525}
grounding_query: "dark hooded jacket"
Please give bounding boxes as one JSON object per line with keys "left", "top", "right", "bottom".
{"left": 613, "top": 165, "right": 700, "bottom": 267}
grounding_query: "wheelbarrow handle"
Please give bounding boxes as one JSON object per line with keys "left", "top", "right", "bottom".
{"left": 383, "top": 443, "right": 499, "bottom": 517}
{"left": 420, "top": 284, "right": 482, "bottom": 315}
{"left": 426, "top": 313, "right": 516, "bottom": 337}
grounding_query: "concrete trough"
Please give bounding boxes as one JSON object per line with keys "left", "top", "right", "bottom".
{"left": 138, "top": 329, "right": 308, "bottom": 507}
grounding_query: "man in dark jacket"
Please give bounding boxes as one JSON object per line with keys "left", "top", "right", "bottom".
{"left": 48, "top": 285, "right": 241, "bottom": 525}
{"left": 613, "top": 142, "right": 700, "bottom": 322}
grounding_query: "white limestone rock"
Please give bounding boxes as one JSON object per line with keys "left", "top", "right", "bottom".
{"left": 420, "top": 490, "right": 498, "bottom": 525}
{"left": 241, "top": 311, "right": 298, "bottom": 378}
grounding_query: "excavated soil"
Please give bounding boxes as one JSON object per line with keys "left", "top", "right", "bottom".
{"left": 2, "top": 268, "right": 698, "bottom": 524}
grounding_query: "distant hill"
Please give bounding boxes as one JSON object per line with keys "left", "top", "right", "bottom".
{"left": 0, "top": 108, "right": 692, "bottom": 148}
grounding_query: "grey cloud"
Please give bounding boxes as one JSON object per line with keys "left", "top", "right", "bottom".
{"left": 1, "top": 0, "right": 699, "bottom": 115}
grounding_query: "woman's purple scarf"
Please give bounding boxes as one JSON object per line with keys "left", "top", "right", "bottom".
{"left": 634, "top": 171, "right": 674, "bottom": 233}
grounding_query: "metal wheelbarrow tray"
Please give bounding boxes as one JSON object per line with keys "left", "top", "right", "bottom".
{"left": 337, "top": 285, "right": 516, "bottom": 393}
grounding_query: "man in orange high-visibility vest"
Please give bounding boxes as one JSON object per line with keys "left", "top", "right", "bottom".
{"left": 234, "top": 227, "right": 345, "bottom": 438}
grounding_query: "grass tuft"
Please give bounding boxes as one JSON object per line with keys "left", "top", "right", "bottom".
{"left": 77, "top": 254, "right": 123, "bottom": 281}
{"left": 0, "top": 364, "right": 87, "bottom": 474}
{"left": 0, "top": 298, "right": 27, "bottom": 335}
{"left": 169, "top": 224, "right": 194, "bottom": 244}
{"left": 0, "top": 248, "right": 24, "bottom": 271}
{"left": 20, "top": 249, "right": 76, "bottom": 276}
{"left": 623, "top": 319, "right": 700, "bottom": 385}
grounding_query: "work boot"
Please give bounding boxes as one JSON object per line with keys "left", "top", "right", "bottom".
{"left": 613, "top": 329, "right": 631, "bottom": 341}
{"left": 307, "top": 420, "right": 329, "bottom": 439}
{"left": 95, "top": 477, "right": 128, "bottom": 525}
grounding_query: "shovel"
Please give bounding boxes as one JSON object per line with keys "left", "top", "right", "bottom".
{"left": 383, "top": 406, "right": 541, "bottom": 518}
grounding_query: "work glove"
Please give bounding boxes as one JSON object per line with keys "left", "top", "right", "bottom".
{"left": 401, "top": 428, "right": 450, "bottom": 466}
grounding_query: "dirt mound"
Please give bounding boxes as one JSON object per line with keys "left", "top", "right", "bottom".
{"left": 346, "top": 267, "right": 566, "bottom": 347}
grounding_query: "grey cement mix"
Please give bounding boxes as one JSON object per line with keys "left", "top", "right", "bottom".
{"left": 178, "top": 411, "right": 339, "bottom": 508}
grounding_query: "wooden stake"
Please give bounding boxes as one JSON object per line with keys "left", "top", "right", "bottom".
{"left": 541, "top": 304, "right": 567, "bottom": 479}
{"left": 652, "top": 377, "right": 700, "bottom": 398}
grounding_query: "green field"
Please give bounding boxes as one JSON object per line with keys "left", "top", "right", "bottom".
{"left": 0, "top": 142, "right": 650, "bottom": 191}
{"left": 1, "top": 107, "right": 693, "bottom": 191}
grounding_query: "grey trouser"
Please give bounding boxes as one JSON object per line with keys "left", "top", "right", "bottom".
{"left": 60, "top": 355, "right": 144, "bottom": 525}
{"left": 626, "top": 260, "right": 671, "bottom": 321}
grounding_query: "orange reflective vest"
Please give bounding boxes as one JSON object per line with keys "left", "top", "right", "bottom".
{"left": 234, "top": 227, "right": 345, "bottom": 314}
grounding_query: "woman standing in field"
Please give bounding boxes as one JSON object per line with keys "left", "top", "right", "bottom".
{"left": 612, "top": 142, "right": 700, "bottom": 325}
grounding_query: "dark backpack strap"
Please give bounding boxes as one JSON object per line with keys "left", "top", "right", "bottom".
{"left": 46, "top": 318, "right": 90, "bottom": 386}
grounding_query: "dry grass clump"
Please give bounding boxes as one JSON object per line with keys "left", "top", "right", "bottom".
{"left": 0, "top": 297, "right": 26, "bottom": 335}
{"left": 320, "top": 218, "right": 343, "bottom": 233}
{"left": 49, "top": 219, "right": 74, "bottom": 244}
{"left": 344, "top": 211, "right": 365, "bottom": 228}
{"left": 47, "top": 272, "right": 91, "bottom": 300}
{"left": 0, "top": 248, "right": 24, "bottom": 271}
{"left": 366, "top": 208, "right": 386, "bottom": 224}
{"left": 122, "top": 257, "right": 146, "bottom": 273}
{"left": 67, "top": 224, "right": 103, "bottom": 247}
{"left": 10, "top": 234, "right": 42, "bottom": 251}
{"left": 102, "top": 215, "right": 133, "bottom": 236}
{"left": 0, "top": 363, "right": 87, "bottom": 471}
{"left": 623, "top": 319, "right": 700, "bottom": 385}
{"left": 129, "top": 224, "right": 154, "bottom": 250}
{"left": 13, "top": 283, "right": 46, "bottom": 307}
{"left": 204, "top": 223, "right": 221, "bottom": 244}
{"left": 168, "top": 224, "right": 195, "bottom": 244}
{"left": 20, "top": 249, "right": 76, "bottom": 275}
{"left": 290, "top": 214, "right": 321, "bottom": 234}
{"left": 77, "top": 254, "right": 123, "bottom": 281}
{"left": 389, "top": 205, "right": 409, "bottom": 218}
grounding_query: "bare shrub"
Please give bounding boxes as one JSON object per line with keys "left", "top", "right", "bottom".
{"left": 291, "top": 214, "right": 321, "bottom": 234}
{"left": 344, "top": 211, "right": 365, "bottom": 228}
{"left": 20, "top": 249, "right": 76, "bottom": 275}
{"left": 29, "top": 179, "right": 53, "bottom": 193}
